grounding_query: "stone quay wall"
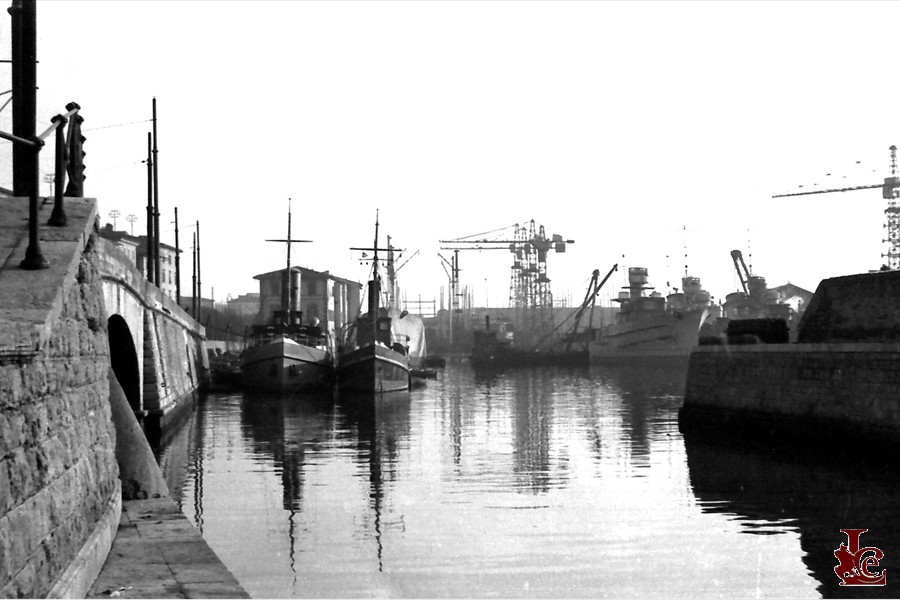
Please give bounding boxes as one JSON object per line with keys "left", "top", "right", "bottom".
{"left": 99, "top": 239, "right": 209, "bottom": 430}
{"left": 681, "top": 342, "right": 900, "bottom": 442}
{"left": 0, "top": 212, "right": 119, "bottom": 597}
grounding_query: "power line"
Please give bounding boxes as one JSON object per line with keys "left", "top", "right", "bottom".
{"left": 83, "top": 118, "right": 152, "bottom": 132}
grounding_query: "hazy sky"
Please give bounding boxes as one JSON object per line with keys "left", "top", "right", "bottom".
{"left": 9, "top": 1, "right": 900, "bottom": 308}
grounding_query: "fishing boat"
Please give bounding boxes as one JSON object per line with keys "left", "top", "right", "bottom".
{"left": 240, "top": 201, "right": 333, "bottom": 393}
{"left": 336, "top": 215, "right": 417, "bottom": 393}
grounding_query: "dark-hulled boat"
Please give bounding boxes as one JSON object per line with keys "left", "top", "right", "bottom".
{"left": 241, "top": 316, "right": 332, "bottom": 393}
{"left": 240, "top": 201, "right": 333, "bottom": 393}
{"left": 336, "top": 216, "right": 414, "bottom": 393}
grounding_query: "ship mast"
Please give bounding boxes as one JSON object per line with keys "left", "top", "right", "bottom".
{"left": 266, "top": 198, "right": 312, "bottom": 324}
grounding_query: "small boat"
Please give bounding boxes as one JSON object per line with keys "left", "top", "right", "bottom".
{"left": 240, "top": 200, "right": 333, "bottom": 393}
{"left": 241, "top": 318, "right": 332, "bottom": 392}
{"left": 337, "top": 214, "right": 415, "bottom": 393}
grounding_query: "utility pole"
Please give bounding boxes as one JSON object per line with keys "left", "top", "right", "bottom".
{"left": 152, "top": 98, "right": 161, "bottom": 287}
{"left": 192, "top": 230, "right": 197, "bottom": 319}
{"left": 145, "top": 132, "right": 154, "bottom": 283}
{"left": 196, "top": 220, "right": 201, "bottom": 319}
{"left": 126, "top": 214, "right": 137, "bottom": 235}
{"left": 174, "top": 207, "right": 181, "bottom": 305}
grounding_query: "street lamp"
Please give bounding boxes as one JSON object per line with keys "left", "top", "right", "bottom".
{"left": 126, "top": 214, "right": 138, "bottom": 235}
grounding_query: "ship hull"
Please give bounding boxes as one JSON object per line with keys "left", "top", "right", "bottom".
{"left": 241, "top": 338, "right": 333, "bottom": 393}
{"left": 470, "top": 347, "right": 588, "bottom": 369}
{"left": 589, "top": 308, "right": 706, "bottom": 364}
{"left": 337, "top": 343, "right": 410, "bottom": 393}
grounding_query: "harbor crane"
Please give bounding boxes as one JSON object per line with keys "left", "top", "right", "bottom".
{"left": 772, "top": 145, "right": 900, "bottom": 270}
{"left": 439, "top": 220, "right": 573, "bottom": 310}
{"left": 530, "top": 264, "right": 619, "bottom": 352}
{"left": 730, "top": 249, "right": 752, "bottom": 294}
{"left": 440, "top": 220, "right": 573, "bottom": 347}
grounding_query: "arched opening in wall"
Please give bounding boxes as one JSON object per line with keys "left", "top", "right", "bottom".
{"left": 108, "top": 315, "right": 141, "bottom": 412}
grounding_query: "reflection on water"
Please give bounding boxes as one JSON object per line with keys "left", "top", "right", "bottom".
{"left": 684, "top": 431, "right": 899, "bottom": 599}
{"left": 157, "top": 361, "right": 898, "bottom": 598}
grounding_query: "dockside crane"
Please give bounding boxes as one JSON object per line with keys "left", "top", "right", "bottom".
{"left": 440, "top": 220, "right": 574, "bottom": 348}
{"left": 439, "top": 220, "right": 573, "bottom": 310}
{"left": 730, "top": 249, "right": 751, "bottom": 294}
{"left": 772, "top": 145, "right": 900, "bottom": 269}
{"left": 437, "top": 250, "right": 461, "bottom": 344}
{"left": 530, "top": 264, "right": 618, "bottom": 352}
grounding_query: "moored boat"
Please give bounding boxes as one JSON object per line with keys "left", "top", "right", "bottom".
{"left": 588, "top": 267, "right": 717, "bottom": 364}
{"left": 240, "top": 200, "right": 334, "bottom": 393}
{"left": 337, "top": 215, "right": 416, "bottom": 394}
{"left": 241, "top": 319, "right": 332, "bottom": 392}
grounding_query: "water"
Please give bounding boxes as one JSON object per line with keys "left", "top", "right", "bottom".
{"left": 157, "top": 360, "right": 900, "bottom": 598}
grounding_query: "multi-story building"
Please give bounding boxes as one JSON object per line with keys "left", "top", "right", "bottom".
{"left": 253, "top": 266, "right": 362, "bottom": 347}
{"left": 98, "top": 224, "right": 181, "bottom": 302}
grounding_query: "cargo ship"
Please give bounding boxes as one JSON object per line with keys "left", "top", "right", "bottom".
{"left": 588, "top": 267, "right": 717, "bottom": 364}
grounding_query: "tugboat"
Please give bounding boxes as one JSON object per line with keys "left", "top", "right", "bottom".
{"left": 240, "top": 201, "right": 333, "bottom": 393}
{"left": 337, "top": 214, "right": 419, "bottom": 393}
{"left": 588, "top": 267, "right": 717, "bottom": 364}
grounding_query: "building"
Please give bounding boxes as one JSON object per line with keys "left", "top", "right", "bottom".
{"left": 253, "top": 266, "right": 362, "bottom": 346}
{"left": 225, "top": 292, "right": 260, "bottom": 318}
{"left": 179, "top": 296, "right": 216, "bottom": 315}
{"left": 769, "top": 282, "right": 814, "bottom": 316}
{"left": 98, "top": 224, "right": 180, "bottom": 302}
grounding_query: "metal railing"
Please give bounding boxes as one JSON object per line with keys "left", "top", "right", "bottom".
{"left": 1, "top": 101, "right": 84, "bottom": 269}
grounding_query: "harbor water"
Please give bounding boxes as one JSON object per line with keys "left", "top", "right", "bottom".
{"left": 157, "top": 360, "right": 899, "bottom": 598}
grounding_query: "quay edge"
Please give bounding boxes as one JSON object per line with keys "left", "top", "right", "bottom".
{"left": 679, "top": 269, "right": 900, "bottom": 446}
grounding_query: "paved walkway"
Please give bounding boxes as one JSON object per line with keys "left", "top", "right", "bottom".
{"left": 87, "top": 498, "right": 249, "bottom": 599}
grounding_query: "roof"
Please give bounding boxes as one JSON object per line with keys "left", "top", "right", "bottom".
{"left": 253, "top": 265, "right": 361, "bottom": 287}
{"left": 99, "top": 225, "right": 179, "bottom": 253}
{"left": 769, "top": 282, "right": 814, "bottom": 299}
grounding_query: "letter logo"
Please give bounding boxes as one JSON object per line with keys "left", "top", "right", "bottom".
{"left": 834, "top": 529, "right": 886, "bottom": 586}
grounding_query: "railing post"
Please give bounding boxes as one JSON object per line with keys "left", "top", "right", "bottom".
{"left": 63, "top": 101, "right": 84, "bottom": 198}
{"left": 20, "top": 134, "right": 47, "bottom": 270}
{"left": 47, "top": 113, "right": 67, "bottom": 226}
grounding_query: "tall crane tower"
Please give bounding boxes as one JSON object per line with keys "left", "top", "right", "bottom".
{"left": 440, "top": 220, "right": 573, "bottom": 346}
{"left": 772, "top": 145, "right": 900, "bottom": 269}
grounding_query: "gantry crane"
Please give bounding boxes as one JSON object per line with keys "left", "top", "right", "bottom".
{"left": 772, "top": 145, "right": 900, "bottom": 270}
{"left": 440, "top": 220, "right": 573, "bottom": 346}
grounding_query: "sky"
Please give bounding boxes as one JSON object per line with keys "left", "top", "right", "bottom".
{"left": 6, "top": 0, "right": 900, "bottom": 310}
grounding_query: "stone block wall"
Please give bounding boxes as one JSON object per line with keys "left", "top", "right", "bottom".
{"left": 682, "top": 343, "right": 900, "bottom": 441}
{"left": 0, "top": 233, "right": 118, "bottom": 597}
{"left": 798, "top": 270, "right": 900, "bottom": 342}
{"left": 99, "top": 238, "right": 208, "bottom": 423}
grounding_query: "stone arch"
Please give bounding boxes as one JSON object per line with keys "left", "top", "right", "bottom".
{"left": 108, "top": 314, "right": 141, "bottom": 412}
